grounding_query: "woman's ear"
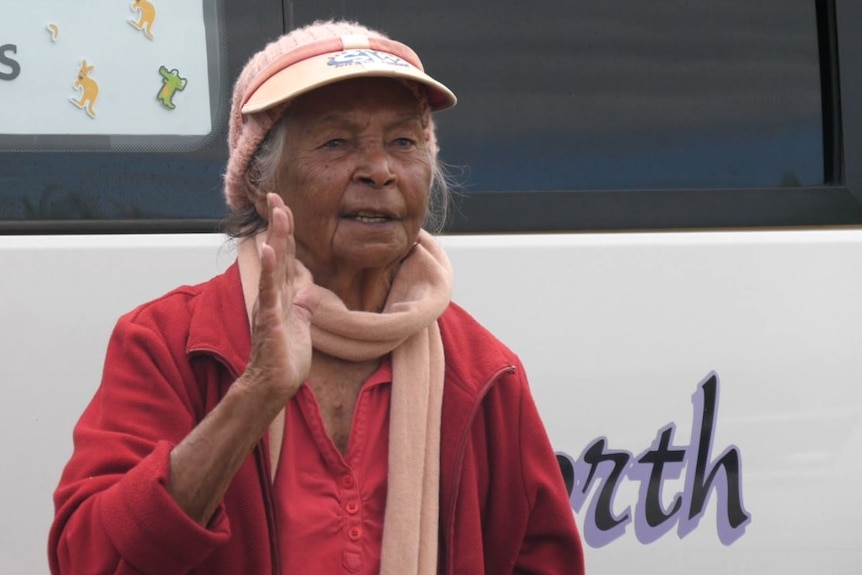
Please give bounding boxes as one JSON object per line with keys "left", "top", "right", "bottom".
{"left": 253, "top": 198, "right": 269, "bottom": 223}
{"left": 253, "top": 192, "right": 269, "bottom": 221}
{"left": 245, "top": 171, "right": 271, "bottom": 221}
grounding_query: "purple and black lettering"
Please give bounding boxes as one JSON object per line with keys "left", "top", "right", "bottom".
{"left": 556, "top": 371, "right": 751, "bottom": 547}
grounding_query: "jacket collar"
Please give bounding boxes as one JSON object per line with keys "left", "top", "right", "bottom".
{"left": 183, "top": 264, "right": 515, "bottom": 395}
{"left": 186, "top": 261, "right": 251, "bottom": 378}
{"left": 437, "top": 302, "right": 515, "bottom": 397}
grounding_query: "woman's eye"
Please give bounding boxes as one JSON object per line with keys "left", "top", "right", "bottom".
{"left": 322, "top": 138, "right": 346, "bottom": 149}
{"left": 392, "top": 137, "right": 416, "bottom": 148}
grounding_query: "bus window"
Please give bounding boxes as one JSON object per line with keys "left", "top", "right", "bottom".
{"left": 1, "top": 0, "right": 860, "bottom": 233}
{"left": 293, "top": 0, "right": 824, "bottom": 193}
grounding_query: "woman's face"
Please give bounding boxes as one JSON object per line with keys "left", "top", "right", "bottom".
{"left": 276, "top": 77, "right": 432, "bottom": 283}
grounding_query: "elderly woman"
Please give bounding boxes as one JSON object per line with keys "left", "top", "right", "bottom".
{"left": 49, "top": 20, "right": 585, "bottom": 575}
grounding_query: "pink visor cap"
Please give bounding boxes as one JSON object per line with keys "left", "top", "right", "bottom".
{"left": 240, "top": 34, "right": 457, "bottom": 115}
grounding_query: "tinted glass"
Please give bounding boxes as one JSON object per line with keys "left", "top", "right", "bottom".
{"left": 293, "top": 0, "right": 824, "bottom": 191}
{"left": 0, "top": 0, "right": 828, "bottom": 226}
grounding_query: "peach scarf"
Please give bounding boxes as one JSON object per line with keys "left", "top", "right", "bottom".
{"left": 237, "top": 229, "right": 452, "bottom": 575}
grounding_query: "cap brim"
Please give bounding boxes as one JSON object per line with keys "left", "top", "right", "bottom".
{"left": 241, "top": 49, "right": 457, "bottom": 115}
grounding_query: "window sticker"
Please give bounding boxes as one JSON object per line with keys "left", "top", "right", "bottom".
{"left": 129, "top": 0, "right": 157, "bottom": 41}
{"left": 70, "top": 59, "right": 99, "bottom": 119}
{"left": 0, "top": 0, "right": 213, "bottom": 140}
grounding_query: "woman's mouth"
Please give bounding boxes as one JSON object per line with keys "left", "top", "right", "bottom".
{"left": 346, "top": 211, "right": 392, "bottom": 223}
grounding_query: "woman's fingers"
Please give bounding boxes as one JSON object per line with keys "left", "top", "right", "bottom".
{"left": 259, "top": 193, "right": 292, "bottom": 312}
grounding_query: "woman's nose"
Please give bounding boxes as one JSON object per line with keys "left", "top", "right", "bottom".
{"left": 354, "top": 143, "right": 395, "bottom": 188}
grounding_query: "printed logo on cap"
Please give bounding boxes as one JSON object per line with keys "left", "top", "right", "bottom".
{"left": 328, "top": 49, "right": 410, "bottom": 69}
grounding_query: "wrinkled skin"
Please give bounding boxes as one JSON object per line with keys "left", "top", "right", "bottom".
{"left": 262, "top": 77, "right": 433, "bottom": 311}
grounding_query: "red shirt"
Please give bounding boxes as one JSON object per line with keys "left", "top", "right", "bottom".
{"left": 274, "top": 358, "right": 392, "bottom": 574}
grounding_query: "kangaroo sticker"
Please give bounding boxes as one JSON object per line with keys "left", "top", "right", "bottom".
{"left": 157, "top": 66, "right": 187, "bottom": 110}
{"left": 46, "top": 23, "right": 60, "bottom": 43}
{"left": 129, "top": 0, "right": 157, "bottom": 41}
{"left": 70, "top": 60, "right": 99, "bottom": 119}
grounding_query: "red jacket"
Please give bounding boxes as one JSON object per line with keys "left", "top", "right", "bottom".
{"left": 49, "top": 262, "right": 585, "bottom": 574}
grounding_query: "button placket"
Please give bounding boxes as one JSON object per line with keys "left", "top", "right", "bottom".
{"left": 340, "top": 472, "right": 363, "bottom": 572}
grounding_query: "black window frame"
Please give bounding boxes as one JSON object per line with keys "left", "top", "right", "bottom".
{"left": 0, "top": 0, "right": 858, "bottom": 235}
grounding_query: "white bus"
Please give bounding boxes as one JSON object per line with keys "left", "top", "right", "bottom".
{"left": 2, "top": 0, "right": 860, "bottom": 573}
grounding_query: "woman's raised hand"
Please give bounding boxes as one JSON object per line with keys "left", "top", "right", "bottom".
{"left": 168, "top": 194, "right": 318, "bottom": 525}
{"left": 242, "top": 193, "right": 318, "bottom": 403}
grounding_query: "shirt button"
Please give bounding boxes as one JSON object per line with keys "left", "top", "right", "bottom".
{"left": 341, "top": 475, "right": 355, "bottom": 489}
{"left": 348, "top": 527, "right": 362, "bottom": 541}
{"left": 345, "top": 501, "right": 359, "bottom": 514}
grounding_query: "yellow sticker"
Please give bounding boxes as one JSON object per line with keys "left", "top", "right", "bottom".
{"left": 69, "top": 60, "right": 99, "bottom": 119}
{"left": 129, "top": 0, "right": 157, "bottom": 41}
{"left": 46, "top": 23, "right": 60, "bottom": 43}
